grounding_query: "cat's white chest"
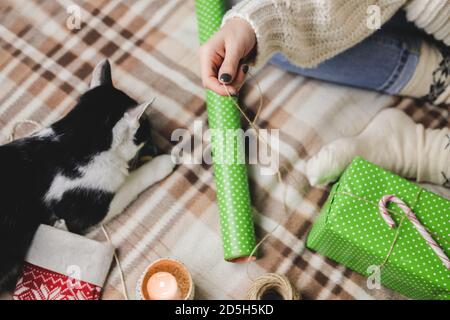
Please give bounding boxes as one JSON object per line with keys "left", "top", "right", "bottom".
{"left": 44, "top": 151, "right": 129, "bottom": 203}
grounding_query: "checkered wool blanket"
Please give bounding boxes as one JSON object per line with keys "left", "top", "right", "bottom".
{"left": 0, "top": 0, "right": 449, "bottom": 300}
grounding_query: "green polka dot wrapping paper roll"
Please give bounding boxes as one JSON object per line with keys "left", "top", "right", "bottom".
{"left": 306, "top": 157, "right": 450, "bottom": 300}
{"left": 195, "top": 0, "right": 257, "bottom": 262}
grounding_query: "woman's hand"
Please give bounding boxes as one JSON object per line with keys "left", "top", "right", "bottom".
{"left": 199, "top": 18, "right": 256, "bottom": 96}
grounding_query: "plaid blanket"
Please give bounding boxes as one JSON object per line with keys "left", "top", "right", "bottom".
{"left": 0, "top": 0, "right": 449, "bottom": 300}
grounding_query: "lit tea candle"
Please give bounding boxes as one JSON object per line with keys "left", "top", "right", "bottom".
{"left": 146, "top": 272, "right": 181, "bottom": 300}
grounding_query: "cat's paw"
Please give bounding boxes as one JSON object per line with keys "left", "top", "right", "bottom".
{"left": 135, "top": 154, "right": 175, "bottom": 188}
{"left": 151, "top": 154, "right": 176, "bottom": 181}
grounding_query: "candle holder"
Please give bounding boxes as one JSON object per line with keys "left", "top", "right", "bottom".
{"left": 136, "top": 258, "right": 194, "bottom": 300}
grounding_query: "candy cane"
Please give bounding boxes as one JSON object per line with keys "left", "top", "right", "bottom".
{"left": 378, "top": 195, "right": 450, "bottom": 270}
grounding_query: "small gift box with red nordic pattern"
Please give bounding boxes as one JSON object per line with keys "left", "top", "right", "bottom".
{"left": 13, "top": 224, "right": 114, "bottom": 300}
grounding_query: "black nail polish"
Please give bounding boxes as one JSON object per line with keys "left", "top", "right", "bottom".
{"left": 219, "top": 73, "right": 232, "bottom": 83}
{"left": 242, "top": 65, "right": 249, "bottom": 74}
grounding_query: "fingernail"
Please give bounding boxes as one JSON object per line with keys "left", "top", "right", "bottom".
{"left": 219, "top": 73, "right": 232, "bottom": 83}
{"left": 242, "top": 65, "right": 249, "bottom": 74}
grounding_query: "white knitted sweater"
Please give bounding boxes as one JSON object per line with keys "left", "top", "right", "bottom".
{"left": 223, "top": 0, "right": 450, "bottom": 68}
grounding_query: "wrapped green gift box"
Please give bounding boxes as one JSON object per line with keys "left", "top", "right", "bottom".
{"left": 306, "top": 157, "right": 450, "bottom": 299}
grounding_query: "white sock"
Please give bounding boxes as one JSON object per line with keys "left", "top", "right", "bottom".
{"left": 400, "top": 41, "right": 443, "bottom": 100}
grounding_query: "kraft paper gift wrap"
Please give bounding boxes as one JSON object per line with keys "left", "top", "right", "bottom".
{"left": 195, "top": 0, "right": 257, "bottom": 261}
{"left": 306, "top": 157, "right": 450, "bottom": 300}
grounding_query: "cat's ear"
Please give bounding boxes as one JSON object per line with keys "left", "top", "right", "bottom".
{"left": 90, "top": 59, "right": 113, "bottom": 89}
{"left": 125, "top": 99, "right": 154, "bottom": 126}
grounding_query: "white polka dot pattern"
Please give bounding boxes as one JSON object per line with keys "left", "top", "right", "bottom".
{"left": 196, "top": 1, "right": 257, "bottom": 261}
{"left": 307, "top": 157, "right": 450, "bottom": 300}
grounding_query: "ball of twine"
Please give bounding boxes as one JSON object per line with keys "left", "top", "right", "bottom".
{"left": 5, "top": 120, "right": 42, "bottom": 143}
{"left": 247, "top": 273, "right": 300, "bottom": 300}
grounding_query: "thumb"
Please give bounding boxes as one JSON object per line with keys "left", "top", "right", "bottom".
{"left": 218, "top": 44, "right": 242, "bottom": 84}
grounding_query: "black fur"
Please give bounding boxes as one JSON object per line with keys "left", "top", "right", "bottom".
{"left": 0, "top": 67, "right": 152, "bottom": 290}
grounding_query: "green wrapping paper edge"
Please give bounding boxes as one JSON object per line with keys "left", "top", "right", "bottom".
{"left": 195, "top": 0, "right": 257, "bottom": 261}
{"left": 306, "top": 157, "right": 450, "bottom": 299}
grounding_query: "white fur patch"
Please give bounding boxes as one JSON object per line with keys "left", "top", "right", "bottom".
{"left": 44, "top": 151, "right": 129, "bottom": 203}
{"left": 34, "top": 128, "right": 57, "bottom": 140}
{"left": 111, "top": 117, "right": 140, "bottom": 161}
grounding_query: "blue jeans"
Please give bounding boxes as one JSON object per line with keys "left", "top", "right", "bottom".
{"left": 270, "top": 12, "right": 424, "bottom": 95}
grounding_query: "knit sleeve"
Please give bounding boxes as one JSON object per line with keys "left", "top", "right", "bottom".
{"left": 223, "top": 0, "right": 406, "bottom": 68}
{"left": 404, "top": 0, "right": 450, "bottom": 46}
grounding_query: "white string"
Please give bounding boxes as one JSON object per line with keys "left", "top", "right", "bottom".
{"left": 101, "top": 224, "right": 129, "bottom": 300}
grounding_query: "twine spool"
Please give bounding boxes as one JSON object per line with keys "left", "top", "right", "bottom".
{"left": 5, "top": 119, "right": 42, "bottom": 143}
{"left": 247, "top": 273, "right": 300, "bottom": 300}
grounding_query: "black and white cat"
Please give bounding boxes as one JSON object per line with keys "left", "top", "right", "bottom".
{"left": 0, "top": 59, "right": 175, "bottom": 289}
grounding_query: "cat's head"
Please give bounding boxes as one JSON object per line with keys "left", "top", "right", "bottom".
{"left": 52, "top": 59, "right": 154, "bottom": 162}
